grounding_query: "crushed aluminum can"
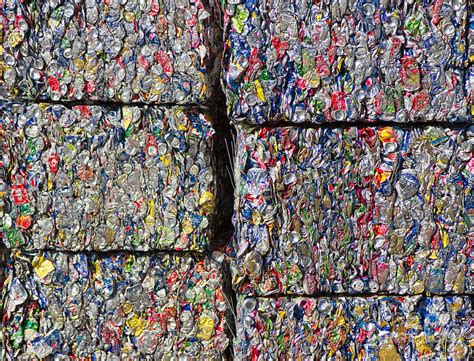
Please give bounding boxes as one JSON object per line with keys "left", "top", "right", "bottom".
{"left": 1, "top": 101, "right": 217, "bottom": 251}
{"left": 232, "top": 125, "right": 473, "bottom": 296}
{"left": 221, "top": 0, "right": 470, "bottom": 124}
{"left": 1, "top": 251, "right": 230, "bottom": 359}
{"left": 0, "top": 0, "right": 221, "bottom": 105}
{"left": 234, "top": 295, "right": 474, "bottom": 360}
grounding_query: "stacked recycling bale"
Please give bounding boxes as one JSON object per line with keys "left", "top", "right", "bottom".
{"left": 1, "top": 0, "right": 473, "bottom": 359}
{"left": 0, "top": 1, "right": 231, "bottom": 359}
{"left": 222, "top": 0, "right": 473, "bottom": 359}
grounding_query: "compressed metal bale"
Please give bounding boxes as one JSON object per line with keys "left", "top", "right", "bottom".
{"left": 1, "top": 101, "right": 217, "bottom": 251}
{"left": 232, "top": 125, "right": 473, "bottom": 295}
{"left": 1, "top": 251, "right": 230, "bottom": 359}
{"left": 1, "top": 0, "right": 221, "bottom": 105}
{"left": 234, "top": 295, "right": 473, "bottom": 360}
{"left": 221, "top": 0, "right": 470, "bottom": 124}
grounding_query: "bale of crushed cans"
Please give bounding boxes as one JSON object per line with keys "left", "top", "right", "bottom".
{"left": 222, "top": 0, "right": 470, "bottom": 124}
{"left": 1, "top": 251, "right": 230, "bottom": 359}
{"left": 232, "top": 125, "right": 473, "bottom": 295}
{"left": 0, "top": 0, "right": 221, "bottom": 104}
{"left": 235, "top": 295, "right": 473, "bottom": 360}
{"left": 0, "top": 101, "right": 217, "bottom": 251}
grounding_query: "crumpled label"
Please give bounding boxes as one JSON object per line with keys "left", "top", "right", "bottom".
{"left": 32, "top": 256, "right": 55, "bottom": 280}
